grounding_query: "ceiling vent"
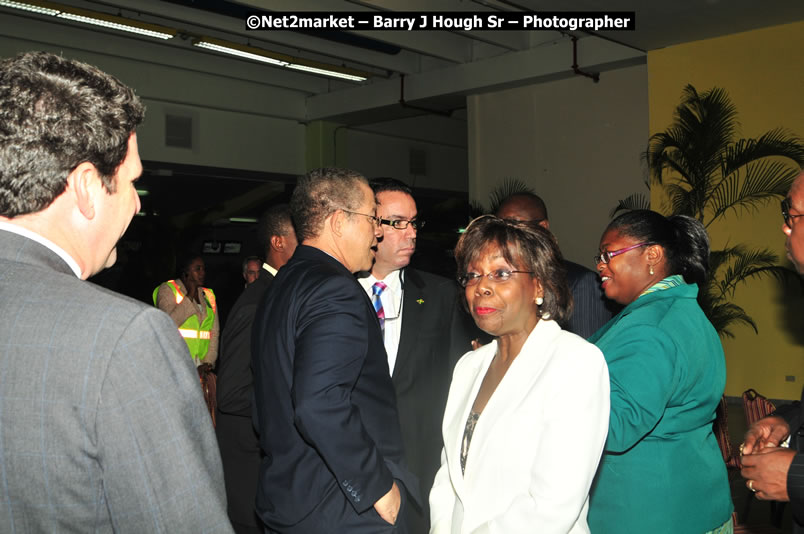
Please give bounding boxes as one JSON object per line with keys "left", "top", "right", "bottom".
{"left": 165, "top": 114, "right": 193, "bottom": 149}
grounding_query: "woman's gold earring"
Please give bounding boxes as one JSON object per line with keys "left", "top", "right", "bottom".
{"left": 649, "top": 265, "right": 654, "bottom": 276}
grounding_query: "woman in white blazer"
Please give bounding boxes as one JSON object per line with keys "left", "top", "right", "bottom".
{"left": 430, "top": 216, "right": 610, "bottom": 534}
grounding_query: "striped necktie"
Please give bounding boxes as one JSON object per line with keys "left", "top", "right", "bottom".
{"left": 372, "top": 281, "right": 388, "bottom": 336}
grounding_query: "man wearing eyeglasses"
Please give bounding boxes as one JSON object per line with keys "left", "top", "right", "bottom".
{"left": 252, "top": 169, "right": 419, "bottom": 533}
{"left": 741, "top": 170, "right": 804, "bottom": 533}
{"left": 496, "top": 192, "right": 616, "bottom": 338}
{"left": 357, "top": 178, "right": 482, "bottom": 534}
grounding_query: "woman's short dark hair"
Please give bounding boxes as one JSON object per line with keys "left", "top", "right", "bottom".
{"left": 454, "top": 215, "right": 572, "bottom": 325}
{"left": 607, "top": 210, "right": 710, "bottom": 286}
{"left": 178, "top": 253, "right": 204, "bottom": 278}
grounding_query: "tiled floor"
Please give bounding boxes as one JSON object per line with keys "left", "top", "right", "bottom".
{"left": 724, "top": 396, "right": 792, "bottom": 532}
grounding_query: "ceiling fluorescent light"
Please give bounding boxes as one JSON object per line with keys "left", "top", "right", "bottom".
{"left": 0, "top": 0, "right": 59, "bottom": 15}
{"left": 193, "top": 39, "right": 287, "bottom": 66}
{"left": 193, "top": 37, "right": 370, "bottom": 82}
{"left": 57, "top": 11, "right": 175, "bottom": 40}
{"left": 286, "top": 63, "right": 366, "bottom": 82}
{"left": 1, "top": 0, "right": 176, "bottom": 40}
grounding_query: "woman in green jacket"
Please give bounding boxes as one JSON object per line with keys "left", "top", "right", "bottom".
{"left": 588, "top": 210, "right": 733, "bottom": 534}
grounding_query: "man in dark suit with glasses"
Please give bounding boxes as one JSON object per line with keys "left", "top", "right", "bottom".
{"left": 741, "top": 170, "right": 804, "bottom": 533}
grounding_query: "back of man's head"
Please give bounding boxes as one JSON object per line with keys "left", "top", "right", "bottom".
{"left": 495, "top": 192, "right": 549, "bottom": 227}
{"left": 257, "top": 203, "right": 297, "bottom": 268}
{"left": 0, "top": 51, "right": 145, "bottom": 217}
{"left": 290, "top": 168, "right": 367, "bottom": 242}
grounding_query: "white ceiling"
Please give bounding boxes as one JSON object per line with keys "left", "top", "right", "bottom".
{"left": 3, "top": 0, "right": 802, "bottom": 124}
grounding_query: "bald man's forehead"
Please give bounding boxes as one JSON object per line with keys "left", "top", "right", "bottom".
{"left": 496, "top": 197, "right": 546, "bottom": 222}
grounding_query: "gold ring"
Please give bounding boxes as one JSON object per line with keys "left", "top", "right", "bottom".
{"left": 748, "top": 480, "right": 757, "bottom": 493}
{"left": 739, "top": 443, "right": 745, "bottom": 455}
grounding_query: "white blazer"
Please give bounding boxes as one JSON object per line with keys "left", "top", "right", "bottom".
{"left": 429, "top": 319, "right": 609, "bottom": 534}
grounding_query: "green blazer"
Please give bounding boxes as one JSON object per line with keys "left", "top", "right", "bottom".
{"left": 587, "top": 283, "right": 733, "bottom": 533}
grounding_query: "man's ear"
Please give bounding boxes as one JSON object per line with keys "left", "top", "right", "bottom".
{"left": 67, "top": 162, "right": 100, "bottom": 220}
{"left": 329, "top": 209, "right": 345, "bottom": 237}
{"left": 270, "top": 234, "right": 284, "bottom": 252}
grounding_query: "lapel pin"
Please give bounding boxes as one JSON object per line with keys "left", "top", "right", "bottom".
{"left": 416, "top": 298, "right": 424, "bottom": 305}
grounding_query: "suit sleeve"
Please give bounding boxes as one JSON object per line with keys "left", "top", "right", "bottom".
{"left": 566, "top": 269, "right": 614, "bottom": 339}
{"left": 776, "top": 402, "right": 804, "bottom": 517}
{"left": 291, "top": 278, "right": 394, "bottom": 513}
{"left": 203, "top": 303, "right": 220, "bottom": 367}
{"left": 217, "top": 302, "right": 257, "bottom": 417}
{"left": 96, "top": 307, "right": 232, "bottom": 533}
{"left": 602, "top": 325, "right": 678, "bottom": 452}
{"left": 472, "top": 344, "right": 610, "bottom": 534}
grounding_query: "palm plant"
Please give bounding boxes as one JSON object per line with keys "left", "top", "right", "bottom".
{"left": 470, "top": 177, "right": 535, "bottom": 218}
{"left": 644, "top": 84, "right": 804, "bottom": 337}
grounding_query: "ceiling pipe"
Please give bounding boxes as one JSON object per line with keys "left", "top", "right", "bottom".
{"left": 571, "top": 36, "right": 600, "bottom": 83}
{"left": 399, "top": 74, "right": 453, "bottom": 117}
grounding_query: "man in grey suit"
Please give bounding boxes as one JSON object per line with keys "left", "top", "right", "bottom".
{"left": 0, "top": 51, "right": 232, "bottom": 532}
{"left": 496, "top": 193, "right": 616, "bottom": 338}
{"left": 358, "top": 178, "right": 482, "bottom": 533}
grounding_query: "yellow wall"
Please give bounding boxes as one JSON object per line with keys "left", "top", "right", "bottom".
{"left": 648, "top": 21, "right": 804, "bottom": 399}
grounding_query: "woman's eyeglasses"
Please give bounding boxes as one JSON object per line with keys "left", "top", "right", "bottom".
{"left": 457, "top": 269, "right": 534, "bottom": 288}
{"left": 593, "top": 242, "right": 653, "bottom": 265}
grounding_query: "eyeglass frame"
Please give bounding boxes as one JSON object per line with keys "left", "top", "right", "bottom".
{"left": 593, "top": 242, "right": 653, "bottom": 265}
{"left": 341, "top": 209, "right": 382, "bottom": 227}
{"left": 457, "top": 269, "right": 535, "bottom": 288}
{"left": 782, "top": 198, "right": 804, "bottom": 228}
{"left": 379, "top": 218, "right": 425, "bottom": 231}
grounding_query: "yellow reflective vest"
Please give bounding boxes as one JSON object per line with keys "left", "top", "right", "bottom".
{"left": 153, "top": 280, "right": 217, "bottom": 364}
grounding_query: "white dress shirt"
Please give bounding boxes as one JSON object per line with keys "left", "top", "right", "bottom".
{"left": 358, "top": 269, "right": 404, "bottom": 374}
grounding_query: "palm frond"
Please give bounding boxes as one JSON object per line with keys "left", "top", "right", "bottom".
{"left": 468, "top": 200, "right": 486, "bottom": 219}
{"left": 721, "top": 129, "right": 804, "bottom": 177}
{"left": 716, "top": 248, "right": 781, "bottom": 298}
{"left": 663, "top": 183, "right": 698, "bottom": 219}
{"left": 609, "top": 192, "right": 651, "bottom": 218}
{"left": 704, "top": 301, "right": 758, "bottom": 339}
{"left": 706, "top": 161, "right": 799, "bottom": 226}
{"left": 646, "top": 131, "right": 694, "bottom": 185}
{"left": 487, "top": 178, "right": 535, "bottom": 215}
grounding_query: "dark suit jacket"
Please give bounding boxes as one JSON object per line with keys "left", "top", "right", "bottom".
{"left": 563, "top": 259, "right": 617, "bottom": 339}
{"left": 0, "top": 229, "right": 231, "bottom": 533}
{"left": 252, "top": 245, "right": 417, "bottom": 533}
{"left": 389, "top": 268, "right": 483, "bottom": 534}
{"left": 774, "top": 398, "right": 804, "bottom": 531}
{"left": 216, "top": 267, "right": 275, "bottom": 533}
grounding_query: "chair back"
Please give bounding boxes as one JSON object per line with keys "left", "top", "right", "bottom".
{"left": 713, "top": 395, "right": 740, "bottom": 469}
{"left": 742, "top": 389, "right": 776, "bottom": 427}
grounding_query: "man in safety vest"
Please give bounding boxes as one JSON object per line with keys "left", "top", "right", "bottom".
{"left": 154, "top": 254, "right": 220, "bottom": 367}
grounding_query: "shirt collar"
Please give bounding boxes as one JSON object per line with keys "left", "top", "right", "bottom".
{"left": 0, "top": 221, "right": 82, "bottom": 278}
{"left": 263, "top": 262, "right": 278, "bottom": 276}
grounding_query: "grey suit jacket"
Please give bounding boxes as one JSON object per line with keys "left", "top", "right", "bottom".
{"left": 0, "top": 229, "right": 233, "bottom": 533}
